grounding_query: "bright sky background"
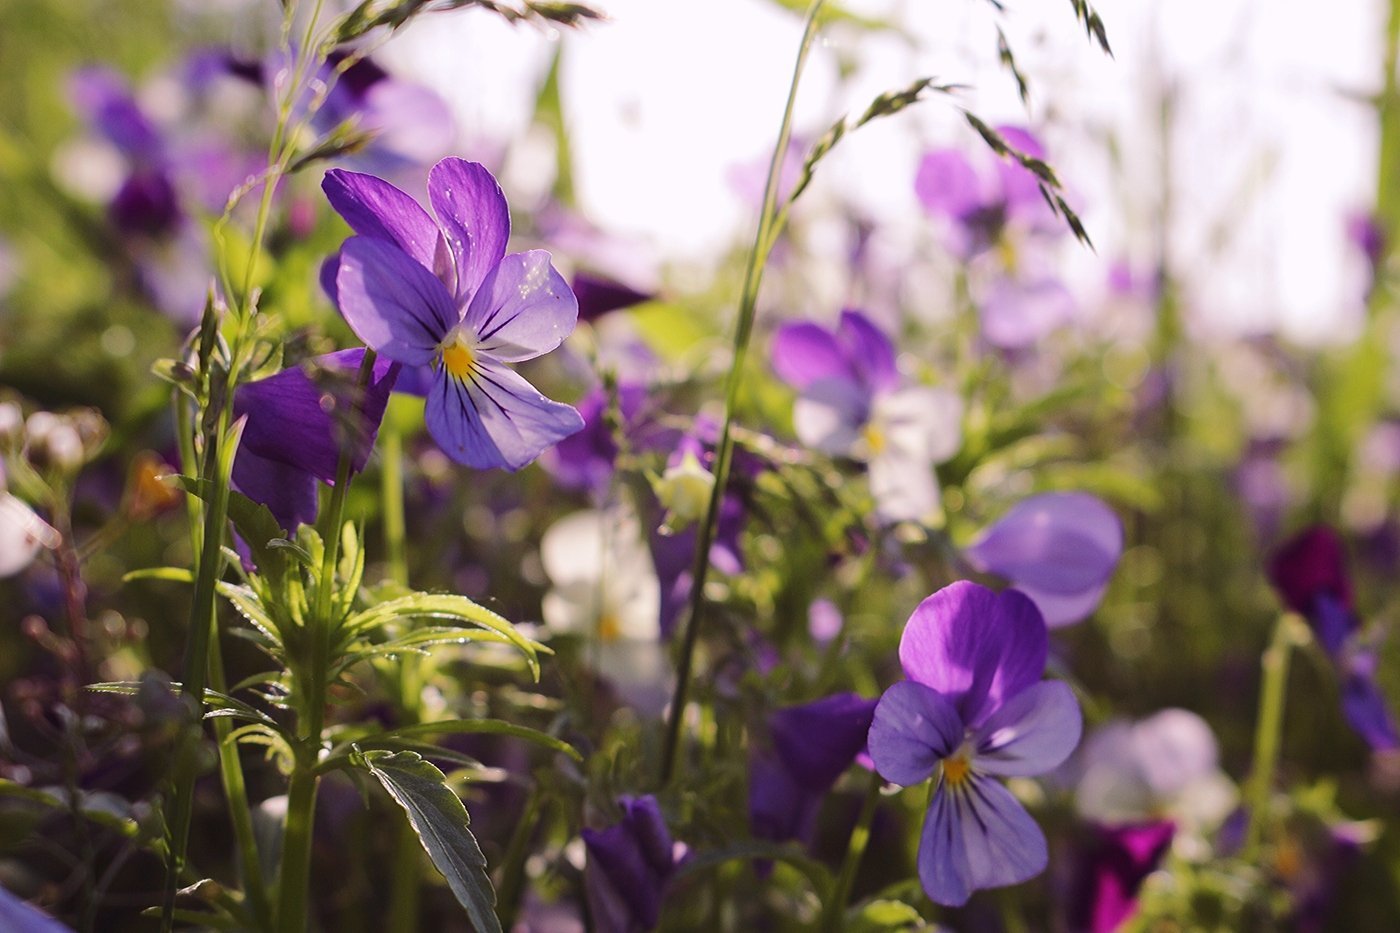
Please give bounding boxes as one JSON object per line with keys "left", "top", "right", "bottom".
{"left": 381, "top": 0, "right": 1384, "bottom": 344}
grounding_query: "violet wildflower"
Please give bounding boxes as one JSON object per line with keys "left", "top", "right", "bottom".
{"left": 0, "top": 884, "right": 74, "bottom": 933}
{"left": 582, "top": 795, "right": 686, "bottom": 933}
{"left": 1268, "top": 526, "right": 1400, "bottom": 750}
{"left": 771, "top": 309, "right": 961, "bottom": 524}
{"left": 964, "top": 492, "right": 1124, "bottom": 627}
{"left": 1069, "top": 820, "right": 1175, "bottom": 933}
{"left": 868, "top": 581, "right": 1082, "bottom": 906}
{"left": 324, "top": 158, "right": 584, "bottom": 469}
{"left": 749, "top": 692, "right": 877, "bottom": 846}
{"left": 231, "top": 349, "right": 398, "bottom": 531}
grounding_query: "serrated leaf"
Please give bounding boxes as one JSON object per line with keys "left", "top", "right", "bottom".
{"left": 343, "top": 593, "right": 542, "bottom": 679}
{"left": 357, "top": 750, "right": 501, "bottom": 933}
{"left": 174, "top": 476, "right": 289, "bottom": 582}
{"left": 358, "top": 718, "right": 582, "bottom": 762}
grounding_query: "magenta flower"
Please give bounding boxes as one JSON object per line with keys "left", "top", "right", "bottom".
{"left": 1070, "top": 820, "right": 1175, "bottom": 933}
{"left": 964, "top": 492, "right": 1124, "bottom": 627}
{"left": 1268, "top": 526, "right": 1399, "bottom": 750}
{"left": 868, "top": 581, "right": 1082, "bottom": 906}
{"left": 324, "top": 158, "right": 583, "bottom": 469}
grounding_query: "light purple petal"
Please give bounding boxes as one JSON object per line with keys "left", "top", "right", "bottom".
{"left": 425, "top": 360, "right": 583, "bottom": 470}
{"left": 899, "top": 582, "right": 1048, "bottom": 728}
{"left": 965, "top": 492, "right": 1123, "bottom": 597}
{"left": 838, "top": 309, "right": 898, "bottom": 393}
{"left": 1012, "top": 582, "right": 1109, "bottom": 629}
{"left": 792, "top": 380, "right": 868, "bottom": 456}
{"left": 0, "top": 883, "right": 76, "bottom": 933}
{"left": 464, "top": 250, "right": 578, "bottom": 361}
{"left": 361, "top": 79, "right": 456, "bottom": 165}
{"left": 428, "top": 158, "right": 510, "bottom": 301}
{"left": 771, "top": 322, "right": 855, "bottom": 390}
{"left": 973, "top": 681, "right": 1082, "bottom": 776}
{"left": 980, "top": 276, "right": 1075, "bottom": 349}
{"left": 323, "top": 169, "right": 452, "bottom": 285}
{"left": 1341, "top": 667, "right": 1400, "bottom": 751}
{"left": 918, "top": 774, "right": 1048, "bottom": 907}
{"left": 868, "top": 681, "right": 963, "bottom": 787}
{"left": 231, "top": 448, "right": 319, "bottom": 532}
{"left": 336, "top": 236, "right": 459, "bottom": 365}
{"left": 915, "top": 149, "right": 985, "bottom": 221}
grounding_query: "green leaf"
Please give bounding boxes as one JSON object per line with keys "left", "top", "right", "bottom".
{"left": 123, "top": 566, "right": 196, "bottom": 584}
{"left": 356, "top": 749, "right": 501, "bottom": 933}
{"left": 343, "top": 593, "right": 542, "bottom": 679}
{"left": 673, "top": 840, "right": 833, "bottom": 901}
{"left": 354, "top": 718, "right": 582, "bottom": 763}
{"left": 174, "top": 475, "right": 289, "bottom": 582}
{"left": 849, "top": 899, "right": 927, "bottom": 932}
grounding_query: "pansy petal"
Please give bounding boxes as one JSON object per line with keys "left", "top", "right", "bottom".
{"left": 793, "top": 382, "right": 867, "bottom": 457}
{"left": 838, "top": 310, "right": 899, "bottom": 394}
{"left": 868, "top": 449, "right": 938, "bottom": 525}
{"left": 322, "top": 169, "right": 451, "bottom": 283}
{"left": 0, "top": 494, "right": 60, "bottom": 578}
{"left": 770, "top": 693, "right": 878, "bottom": 791}
{"left": 918, "top": 775, "right": 1047, "bottom": 907}
{"left": 771, "top": 322, "right": 855, "bottom": 390}
{"left": 965, "top": 492, "right": 1123, "bottom": 596}
{"left": 899, "top": 582, "right": 1048, "bottom": 727}
{"left": 426, "top": 360, "right": 583, "bottom": 470}
{"left": 868, "top": 681, "right": 963, "bottom": 787}
{"left": 464, "top": 250, "right": 578, "bottom": 361}
{"left": 337, "top": 236, "right": 459, "bottom": 364}
{"left": 974, "top": 681, "right": 1082, "bottom": 776}
{"left": 1341, "top": 670, "right": 1400, "bottom": 751}
{"left": 1011, "top": 581, "right": 1110, "bottom": 628}
{"left": 230, "top": 449, "right": 319, "bottom": 533}
{"left": 428, "top": 158, "right": 510, "bottom": 300}
{"left": 915, "top": 149, "right": 985, "bottom": 221}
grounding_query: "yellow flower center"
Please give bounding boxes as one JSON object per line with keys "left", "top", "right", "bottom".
{"left": 862, "top": 423, "right": 887, "bottom": 457}
{"left": 598, "top": 612, "right": 622, "bottom": 643}
{"left": 441, "top": 332, "right": 476, "bottom": 379}
{"left": 942, "top": 753, "right": 971, "bottom": 788}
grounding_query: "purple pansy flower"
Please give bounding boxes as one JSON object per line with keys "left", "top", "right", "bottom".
{"left": 868, "top": 581, "right": 1082, "bottom": 906}
{"left": 1070, "top": 820, "right": 1175, "bottom": 933}
{"left": 0, "top": 884, "right": 75, "bottom": 933}
{"left": 964, "top": 492, "right": 1124, "bottom": 627}
{"left": 771, "top": 309, "right": 962, "bottom": 524}
{"left": 582, "top": 795, "right": 686, "bottom": 933}
{"left": 1268, "top": 526, "right": 1400, "bottom": 750}
{"left": 749, "top": 692, "right": 877, "bottom": 846}
{"left": 231, "top": 349, "right": 398, "bottom": 531}
{"left": 324, "top": 158, "right": 584, "bottom": 469}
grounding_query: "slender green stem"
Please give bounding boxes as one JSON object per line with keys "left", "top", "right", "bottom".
{"left": 1243, "top": 613, "right": 1299, "bottom": 859}
{"left": 275, "top": 762, "right": 321, "bottom": 933}
{"left": 822, "top": 771, "right": 882, "bottom": 933}
{"left": 659, "top": 0, "right": 827, "bottom": 786}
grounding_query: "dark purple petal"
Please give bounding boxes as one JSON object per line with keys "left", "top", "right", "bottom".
{"left": 1340, "top": 657, "right": 1400, "bottom": 751}
{"left": 973, "top": 681, "right": 1081, "bottom": 777}
{"left": 572, "top": 270, "right": 653, "bottom": 322}
{"left": 425, "top": 360, "right": 583, "bottom": 470}
{"left": 465, "top": 250, "right": 578, "bottom": 361}
{"left": 582, "top": 795, "right": 678, "bottom": 933}
{"left": 869, "top": 681, "right": 963, "bottom": 787}
{"left": 428, "top": 158, "right": 510, "bottom": 301}
{"left": 336, "top": 236, "right": 459, "bottom": 364}
{"left": 770, "top": 692, "right": 878, "bottom": 791}
{"left": 109, "top": 171, "right": 182, "bottom": 238}
{"left": 749, "top": 749, "right": 821, "bottom": 844}
{"left": 1309, "top": 594, "right": 1358, "bottom": 658}
{"left": 771, "top": 322, "right": 855, "bottom": 391}
{"left": 915, "top": 149, "right": 985, "bottom": 221}
{"left": 1268, "top": 525, "right": 1354, "bottom": 616}
{"left": 1072, "top": 820, "right": 1176, "bottom": 933}
{"left": 0, "top": 883, "right": 75, "bottom": 933}
{"left": 230, "top": 448, "right": 319, "bottom": 532}
{"left": 918, "top": 773, "right": 1047, "bottom": 907}
{"left": 322, "top": 169, "right": 452, "bottom": 286}
{"left": 837, "top": 309, "right": 899, "bottom": 394}
{"left": 233, "top": 348, "right": 400, "bottom": 489}
{"left": 899, "top": 582, "right": 1048, "bottom": 727}
{"left": 69, "top": 67, "right": 163, "bottom": 165}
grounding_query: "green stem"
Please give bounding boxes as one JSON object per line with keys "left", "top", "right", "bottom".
{"left": 494, "top": 784, "right": 545, "bottom": 929}
{"left": 659, "top": 0, "right": 827, "bottom": 787}
{"left": 822, "top": 771, "right": 882, "bottom": 933}
{"left": 1243, "top": 613, "right": 1298, "bottom": 859}
{"left": 275, "top": 762, "right": 321, "bottom": 933}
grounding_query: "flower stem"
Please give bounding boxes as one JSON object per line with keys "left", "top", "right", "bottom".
{"left": 659, "top": 0, "right": 827, "bottom": 787}
{"left": 822, "top": 771, "right": 882, "bottom": 933}
{"left": 1243, "top": 613, "right": 1299, "bottom": 859}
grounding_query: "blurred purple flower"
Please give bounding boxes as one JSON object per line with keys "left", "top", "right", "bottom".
{"left": 964, "top": 492, "right": 1123, "bottom": 627}
{"left": 771, "top": 309, "right": 961, "bottom": 524}
{"left": 1268, "top": 525, "right": 1399, "bottom": 750}
{"left": 316, "top": 52, "right": 456, "bottom": 175}
{"left": 544, "top": 383, "right": 676, "bottom": 495}
{"left": 231, "top": 349, "right": 398, "bottom": 530}
{"left": 324, "top": 158, "right": 583, "bottom": 469}
{"left": 868, "top": 581, "right": 1082, "bottom": 906}
{"left": 1070, "top": 820, "right": 1174, "bottom": 933}
{"left": 582, "top": 795, "right": 686, "bottom": 933}
{"left": 571, "top": 271, "right": 654, "bottom": 323}
{"left": 0, "top": 884, "right": 75, "bottom": 933}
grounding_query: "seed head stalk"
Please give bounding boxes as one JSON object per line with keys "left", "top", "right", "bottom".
{"left": 659, "top": 0, "right": 826, "bottom": 786}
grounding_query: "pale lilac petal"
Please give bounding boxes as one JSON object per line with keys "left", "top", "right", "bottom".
{"left": 919, "top": 775, "right": 1047, "bottom": 907}
{"left": 426, "top": 360, "right": 583, "bottom": 470}
{"left": 336, "top": 236, "right": 459, "bottom": 364}
{"left": 792, "top": 381, "right": 868, "bottom": 456}
{"left": 322, "top": 169, "right": 451, "bottom": 283}
{"left": 464, "top": 250, "right": 578, "bottom": 361}
{"left": 899, "top": 583, "right": 1049, "bottom": 726}
{"left": 428, "top": 158, "right": 510, "bottom": 300}
{"left": 1012, "top": 582, "right": 1110, "bottom": 629}
{"left": 973, "top": 681, "right": 1081, "bottom": 776}
{"left": 0, "top": 494, "right": 60, "bottom": 578}
{"left": 868, "top": 681, "right": 963, "bottom": 787}
{"left": 872, "top": 386, "right": 963, "bottom": 464}
{"left": 868, "top": 449, "right": 938, "bottom": 525}
{"left": 915, "top": 149, "right": 985, "bottom": 221}
{"left": 838, "top": 309, "right": 898, "bottom": 393}
{"left": 1133, "top": 709, "right": 1221, "bottom": 800}
{"left": 980, "top": 276, "right": 1075, "bottom": 349}
{"left": 361, "top": 80, "right": 456, "bottom": 166}
{"left": 771, "top": 322, "right": 855, "bottom": 390}
{"left": 966, "top": 492, "right": 1123, "bottom": 597}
